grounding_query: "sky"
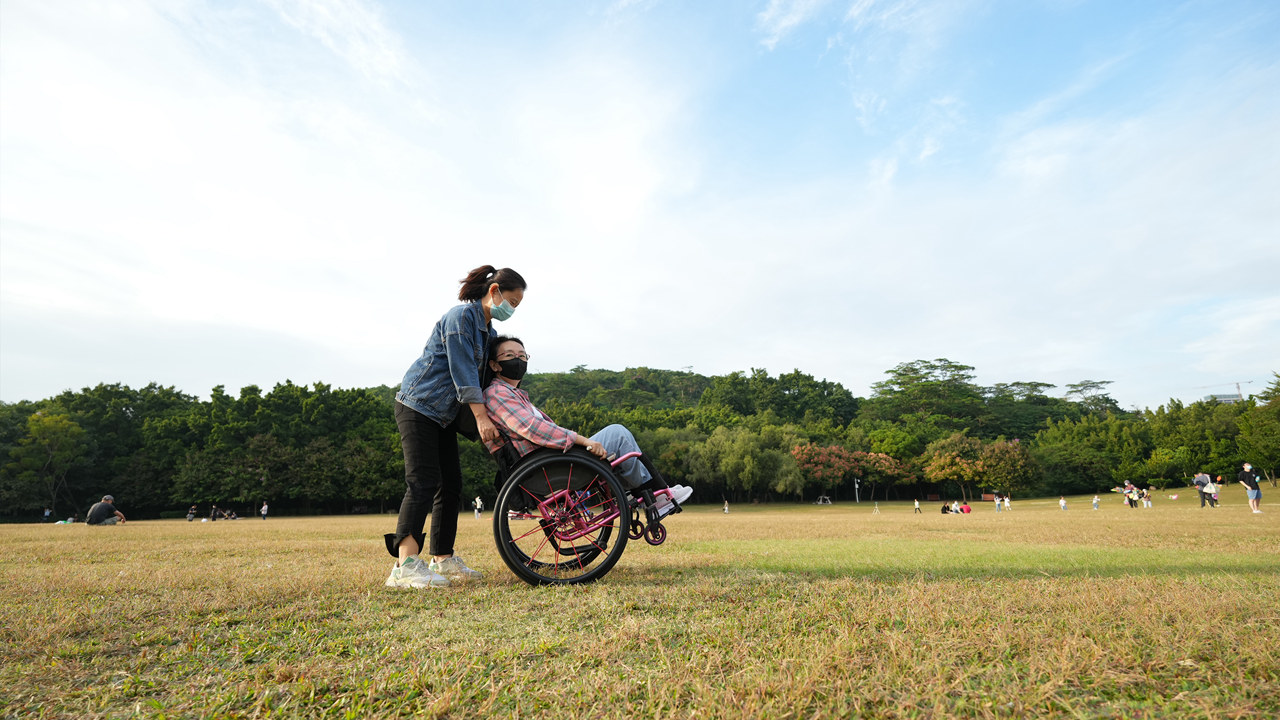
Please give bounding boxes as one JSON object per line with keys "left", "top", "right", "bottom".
{"left": 1, "top": 0, "right": 1277, "bottom": 412}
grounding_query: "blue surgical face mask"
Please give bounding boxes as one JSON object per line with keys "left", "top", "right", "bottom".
{"left": 491, "top": 297, "right": 515, "bottom": 322}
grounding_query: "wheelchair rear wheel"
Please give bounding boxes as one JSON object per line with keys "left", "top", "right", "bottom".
{"left": 493, "top": 449, "right": 630, "bottom": 585}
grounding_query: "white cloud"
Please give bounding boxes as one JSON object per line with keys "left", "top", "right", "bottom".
{"left": 1183, "top": 297, "right": 1280, "bottom": 377}
{"left": 261, "top": 0, "right": 407, "bottom": 83}
{"left": 756, "top": 0, "right": 834, "bottom": 50}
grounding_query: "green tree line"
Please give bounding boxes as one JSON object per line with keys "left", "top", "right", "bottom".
{"left": 2, "top": 362, "right": 1276, "bottom": 521}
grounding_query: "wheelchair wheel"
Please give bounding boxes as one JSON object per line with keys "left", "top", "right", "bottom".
{"left": 493, "top": 449, "right": 630, "bottom": 585}
{"left": 643, "top": 521, "right": 666, "bottom": 546}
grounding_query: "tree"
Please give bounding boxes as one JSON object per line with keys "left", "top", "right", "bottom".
{"left": 691, "top": 424, "right": 801, "bottom": 501}
{"left": 1253, "top": 372, "right": 1280, "bottom": 405}
{"left": 848, "top": 451, "right": 912, "bottom": 502}
{"left": 977, "top": 439, "right": 1038, "bottom": 495}
{"left": 1237, "top": 400, "right": 1280, "bottom": 485}
{"left": 863, "top": 359, "right": 986, "bottom": 428}
{"left": 922, "top": 432, "right": 983, "bottom": 501}
{"left": 1064, "top": 380, "right": 1122, "bottom": 415}
{"left": 698, "top": 371, "right": 757, "bottom": 416}
{"left": 791, "top": 443, "right": 858, "bottom": 498}
{"left": 3, "top": 412, "right": 90, "bottom": 515}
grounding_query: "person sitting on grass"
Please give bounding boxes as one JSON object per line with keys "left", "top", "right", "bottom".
{"left": 86, "top": 495, "right": 126, "bottom": 526}
{"left": 482, "top": 336, "right": 692, "bottom": 515}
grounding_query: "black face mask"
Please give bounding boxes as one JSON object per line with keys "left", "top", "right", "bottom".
{"left": 496, "top": 358, "right": 527, "bottom": 380}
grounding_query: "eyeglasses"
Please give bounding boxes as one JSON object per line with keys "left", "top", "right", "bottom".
{"left": 496, "top": 352, "right": 530, "bottom": 361}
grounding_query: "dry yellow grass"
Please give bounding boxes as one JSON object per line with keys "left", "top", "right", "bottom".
{"left": 2, "top": 489, "right": 1277, "bottom": 718}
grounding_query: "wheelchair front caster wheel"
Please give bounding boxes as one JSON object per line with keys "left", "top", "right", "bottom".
{"left": 643, "top": 521, "right": 666, "bottom": 546}
{"left": 628, "top": 519, "right": 644, "bottom": 540}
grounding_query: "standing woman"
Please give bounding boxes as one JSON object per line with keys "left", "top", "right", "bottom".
{"left": 384, "top": 265, "right": 526, "bottom": 589}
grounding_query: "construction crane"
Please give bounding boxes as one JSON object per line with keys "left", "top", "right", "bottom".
{"left": 1193, "top": 381, "right": 1254, "bottom": 401}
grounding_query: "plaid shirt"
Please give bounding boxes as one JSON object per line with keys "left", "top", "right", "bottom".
{"left": 483, "top": 379, "right": 578, "bottom": 457}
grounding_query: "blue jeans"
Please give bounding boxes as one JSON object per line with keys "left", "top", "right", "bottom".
{"left": 591, "top": 424, "right": 651, "bottom": 490}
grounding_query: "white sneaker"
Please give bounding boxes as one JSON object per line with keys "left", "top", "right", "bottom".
{"left": 429, "top": 555, "right": 483, "bottom": 582}
{"left": 654, "top": 486, "right": 694, "bottom": 518}
{"left": 1254, "top": 510, "right": 1263, "bottom": 514}
{"left": 385, "top": 557, "right": 449, "bottom": 589}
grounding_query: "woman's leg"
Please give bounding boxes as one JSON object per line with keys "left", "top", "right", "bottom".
{"left": 394, "top": 403, "right": 445, "bottom": 561}
{"left": 428, "top": 425, "right": 462, "bottom": 557}
{"left": 591, "top": 424, "right": 650, "bottom": 490}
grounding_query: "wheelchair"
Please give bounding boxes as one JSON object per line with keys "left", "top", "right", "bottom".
{"left": 489, "top": 442, "right": 681, "bottom": 586}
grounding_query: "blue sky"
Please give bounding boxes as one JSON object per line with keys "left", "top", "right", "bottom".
{"left": 1, "top": 0, "right": 1277, "bottom": 410}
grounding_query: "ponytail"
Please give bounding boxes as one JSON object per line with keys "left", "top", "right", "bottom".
{"left": 458, "top": 265, "right": 527, "bottom": 301}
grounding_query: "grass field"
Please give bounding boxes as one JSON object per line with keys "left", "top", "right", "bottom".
{"left": 3, "top": 489, "right": 1277, "bottom": 719}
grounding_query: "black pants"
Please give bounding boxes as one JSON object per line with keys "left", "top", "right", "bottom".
{"left": 394, "top": 402, "right": 462, "bottom": 557}
{"left": 1198, "top": 488, "right": 1216, "bottom": 507}
{"left": 1203, "top": 489, "right": 1217, "bottom": 507}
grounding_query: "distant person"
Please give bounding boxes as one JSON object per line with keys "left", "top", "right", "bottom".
{"left": 723, "top": 500, "right": 729, "bottom": 514}
{"left": 42, "top": 507, "right": 52, "bottom": 523}
{"left": 1238, "top": 463, "right": 1262, "bottom": 514}
{"left": 86, "top": 495, "right": 126, "bottom": 526}
{"left": 260, "top": 502, "right": 268, "bottom": 520}
{"left": 960, "top": 502, "right": 971, "bottom": 514}
{"left": 940, "top": 503, "right": 950, "bottom": 515}
{"left": 994, "top": 495, "right": 1002, "bottom": 513}
{"left": 1003, "top": 496, "right": 1011, "bottom": 512}
{"left": 1059, "top": 496, "right": 1067, "bottom": 511}
{"left": 210, "top": 504, "right": 219, "bottom": 522}
{"left": 1192, "top": 472, "right": 1215, "bottom": 507}
{"left": 473, "top": 496, "right": 484, "bottom": 520}
{"left": 1142, "top": 487, "right": 1153, "bottom": 509}
{"left": 187, "top": 505, "right": 197, "bottom": 521}
{"left": 1092, "top": 495, "right": 1100, "bottom": 510}
{"left": 951, "top": 500, "right": 960, "bottom": 514}
{"left": 913, "top": 499, "right": 921, "bottom": 514}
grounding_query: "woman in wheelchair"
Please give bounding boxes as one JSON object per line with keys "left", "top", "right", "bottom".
{"left": 483, "top": 336, "right": 693, "bottom": 516}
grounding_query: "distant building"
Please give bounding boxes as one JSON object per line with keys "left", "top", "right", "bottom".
{"left": 1204, "top": 393, "right": 1243, "bottom": 404}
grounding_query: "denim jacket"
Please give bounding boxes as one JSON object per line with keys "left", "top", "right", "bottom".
{"left": 396, "top": 301, "right": 495, "bottom": 425}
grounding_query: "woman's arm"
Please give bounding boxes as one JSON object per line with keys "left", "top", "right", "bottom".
{"left": 440, "top": 307, "right": 499, "bottom": 442}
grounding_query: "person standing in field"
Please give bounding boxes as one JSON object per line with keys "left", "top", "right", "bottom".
{"left": 994, "top": 495, "right": 1002, "bottom": 513}
{"left": 86, "top": 495, "right": 126, "bottom": 525}
{"left": 384, "top": 266, "right": 526, "bottom": 590}
{"left": 473, "top": 496, "right": 484, "bottom": 519}
{"left": 1193, "top": 471, "right": 1215, "bottom": 507}
{"left": 260, "top": 501, "right": 268, "bottom": 520}
{"left": 1238, "top": 463, "right": 1263, "bottom": 514}
{"left": 1092, "top": 495, "right": 1100, "bottom": 510}
{"left": 1059, "top": 496, "right": 1067, "bottom": 511}
{"left": 914, "top": 499, "right": 921, "bottom": 514}
{"left": 1003, "top": 495, "right": 1011, "bottom": 512}
{"left": 723, "top": 500, "right": 729, "bottom": 514}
